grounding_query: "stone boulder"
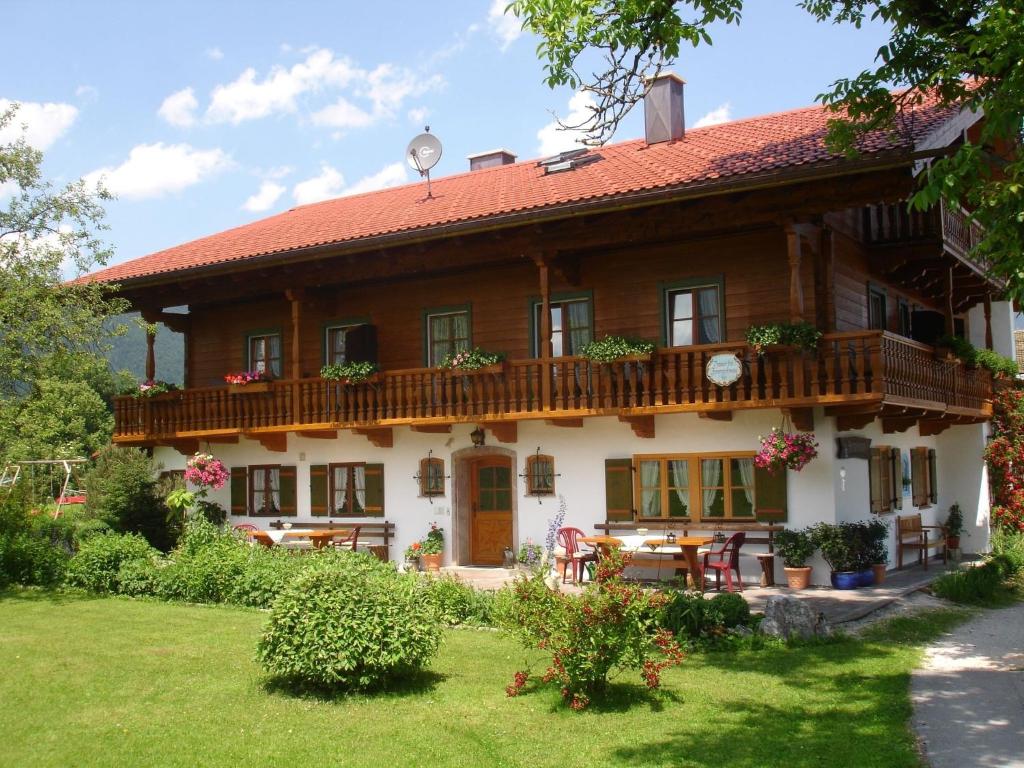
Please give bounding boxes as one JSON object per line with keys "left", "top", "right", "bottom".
{"left": 760, "top": 595, "right": 832, "bottom": 640}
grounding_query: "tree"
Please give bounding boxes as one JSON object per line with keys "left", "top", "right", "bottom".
{"left": 512, "top": 1, "right": 1024, "bottom": 297}
{"left": 0, "top": 104, "right": 127, "bottom": 460}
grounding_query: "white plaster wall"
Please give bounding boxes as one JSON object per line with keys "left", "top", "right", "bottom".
{"left": 967, "top": 300, "right": 1015, "bottom": 356}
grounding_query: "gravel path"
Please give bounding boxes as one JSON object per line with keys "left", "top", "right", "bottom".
{"left": 911, "top": 602, "right": 1024, "bottom": 768}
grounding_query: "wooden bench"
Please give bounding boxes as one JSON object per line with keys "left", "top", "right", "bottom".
{"left": 267, "top": 520, "right": 396, "bottom": 561}
{"left": 897, "top": 513, "right": 946, "bottom": 570}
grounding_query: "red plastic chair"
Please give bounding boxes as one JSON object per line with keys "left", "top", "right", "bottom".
{"left": 702, "top": 531, "right": 746, "bottom": 592}
{"left": 331, "top": 526, "right": 361, "bottom": 551}
{"left": 233, "top": 523, "right": 258, "bottom": 532}
{"left": 557, "top": 527, "right": 598, "bottom": 584}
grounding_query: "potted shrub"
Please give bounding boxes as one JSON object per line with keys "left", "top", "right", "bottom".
{"left": 810, "top": 522, "right": 859, "bottom": 589}
{"left": 866, "top": 518, "right": 889, "bottom": 585}
{"left": 943, "top": 503, "right": 964, "bottom": 550}
{"left": 418, "top": 522, "right": 444, "bottom": 572}
{"left": 774, "top": 527, "right": 814, "bottom": 589}
{"left": 578, "top": 335, "right": 655, "bottom": 364}
{"left": 754, "top": 428, "right": 819, "bottom": 474}
{"left": 320, "top": 360, "right": 379, "bottom": 384}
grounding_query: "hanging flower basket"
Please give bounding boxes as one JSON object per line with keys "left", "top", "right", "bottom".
{"left": 754, "top": 428, "right": 819, "bottom": 473}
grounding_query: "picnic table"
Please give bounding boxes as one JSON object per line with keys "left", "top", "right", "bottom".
{"left": 248, "top": 528, "right": 352, "bottom": 550}
{"left": 579, "top": 534, "right": 712, "bottom": 589}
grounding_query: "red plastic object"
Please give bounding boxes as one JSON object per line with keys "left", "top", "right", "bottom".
{"left": 557, "top": 526, "right": 598, "bottom": 584}
{"left": 702, "top": 531, "right": 746, "bottom": 592}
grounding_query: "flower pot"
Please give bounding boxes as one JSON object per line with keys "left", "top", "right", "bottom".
{"left": 830, "top": 571, "right": 860, "bottom": 590}
{"left": 857, "top": 569, "right": 874, "bottom": 587}
{"left": 420, "top": 553, "right": 442, "bottom": 572}
{"left": 946, "top": 536, "right": 960, "bottom": 550}
{"left": 404, "top": 558, "right": 420, "bottom": 572}
{"left": 228, "top": 382, "right": 270, "bottom": 394}
{"left": 783, "top": 566, "right": 812, "bottom": 590}
{"left": 871, "top": 563, "right": 887, "bottom": 585}
{"left": 502, "top": 548, "right": 515, "bottom": 568}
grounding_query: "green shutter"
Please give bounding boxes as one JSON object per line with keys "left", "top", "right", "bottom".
{"left": 928, "top": 449, "right": 938, "bottom": 504}
{"left": 279, "top": 466, "right": 297, "bottom": 516}
{"left": 604, "top": 458, "right": 634, "bottom": 522}
{"left": 364, "top": 463, "right": 384, "bottom": 517}
{"left": 754, "top": 466, "right": 788, "bottom": 521}
{"left": 230, "top": 467, "right": 247, "bottom": 516}
{"left": 310, "top": 464, "right": 329, "bottom": 516}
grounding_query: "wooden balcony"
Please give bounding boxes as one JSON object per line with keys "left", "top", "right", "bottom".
{"left": 113, "top": 332, "right": 990, "bottom": 448}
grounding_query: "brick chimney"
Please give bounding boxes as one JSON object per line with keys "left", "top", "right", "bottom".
{"left": 467, "top": 149, "right": 517, "bottom": 171}
{"left": 644, "top": 72, "right": 685, "bottom": 145}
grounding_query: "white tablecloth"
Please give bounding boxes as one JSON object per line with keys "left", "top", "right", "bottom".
{"left": 265, "top": 528, "right": 314, "bottom": 544}
{"left": 601, "top": 534, "right": 690, "bottom": 554}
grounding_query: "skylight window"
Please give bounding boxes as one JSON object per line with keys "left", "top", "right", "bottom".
{"left": 537, "top": 148, "right": 602, "bottom": 175}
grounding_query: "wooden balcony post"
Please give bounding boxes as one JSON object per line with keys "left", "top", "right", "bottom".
{"left": 785, "top": 224, "right": 805, "bottom": 323}
{"left": 817, "top": 227, "right": 835, "bottom": 332}
{"left": 945, "top": 267, "right": 955, "bottom": 335}
{"left": 145, "top": 327, "right": 156, "bottom": 382}
{"left": 286, "top": 289, "right": 305, "bottom": 423}
{"left": 531, "top": 252, "right": 554, "bottom": 410}
{"left": 984, "top": 293, "right": 993, "bottom": 349}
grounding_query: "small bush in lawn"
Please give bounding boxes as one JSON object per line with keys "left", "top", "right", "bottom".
{"left": 257, "top": 554, "right": 442, "bottom": 690}
{"left": 497, "top": 549, "right": 684, "bottom": 710}
{"left": 991, "top": 527, "right": 1024, "bottom": 575}
{"left": 932, "top": 563, "right": 1003, "bottom": 605}
{"left": 116, "top": 557, "right": 164, "bottom": 597}
{"left": 708, "top": 591, "right": 750, "bottom": 629}
{"left": 66, "top": 533, "right": 159, "bottom": 594}
{"left": 0, "top": 531, "right": 69, "bottom": 587}
{"left": 156, "top": 518, "right": 247, "bottom": 604}
{"left": 661, "top": 590, "right": 714, "bottom": 639}
{"left": 228, "top": 547, "right": 309, "bottom": 608}
{"left": 422, "top": 575, "right": 496, "bottom": 626}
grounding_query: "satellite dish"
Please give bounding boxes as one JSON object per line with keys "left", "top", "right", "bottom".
{"left": 406, "top": 130, "right": 442, "bottom": 173}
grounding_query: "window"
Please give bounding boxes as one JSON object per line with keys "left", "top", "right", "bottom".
{"left": 248, "top": 333, "right": 282, "bottom": 377}
{"left": 525, "top": 454, "right": 556, "bottom": 495}
{"left": 634, "top": 453, "right": 756, "bottom": 521}
{"left": 534, "top": 297, "right": 592, "bottom": 357}
{"left": 330, "top": 463, "right": 367, "bottom": 515}
{"left": 665, "top": 284, "right": 722, "bottom": 346}
{"left": 325, "top": 325, "right": 355, "bottom": 365}
{"left": 868, "top": 285, "right": 887, "bottom": 331}
{"left": 249, "top": 466, "right": 281, "bottom": 515}
{"left": 911, "top": 447, "right": 938, "bottom": 508}
{"left": 869, "top": 446, "right": 903, "bottom": 513}
{"left": 419, "top": 457, "right": 446, "bottom": 497}
{"left": 426, "top": 310, "right": 470, "bottom": 366}
{"left": 897, "top": 299, "right": 912, "bottom": 338}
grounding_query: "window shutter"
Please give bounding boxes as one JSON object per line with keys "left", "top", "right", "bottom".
{"left": 230, "top": 467, "right": 248, "bottom": 516}
{"left": 310, "top": 464, "right": 329, "bottom": 516}
{"left": 279, "top": 466, "right": 297, "bottom": 516}
{"left": 364, "top": 463, "right": 385, "bottom": 517}
{"left": 604, "top": 458, "right": 634, "bottom": 521}
{"left": 928, "top": 449, "right": 938, "bottom": 504}
{"left": 911, "top": 448, "right": 928, "bottom": 507}
{"left": 754, "top": 466, "right": 788, "bottom": 521}
{"left": 346, "top": 324, "right": 378, "bottom": 365}
{"left": 890, "top": 448, "right": 903, "bottom": 511}
{"left": 869, "top": 448, "right": 891, "bottom": 514}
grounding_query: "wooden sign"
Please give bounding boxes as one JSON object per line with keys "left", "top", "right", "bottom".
{"left": 706, "top": 353, "right": 743, "bottom": 386}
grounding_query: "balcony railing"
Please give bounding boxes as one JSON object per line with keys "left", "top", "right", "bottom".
{"left": 112, "top": 331, "right": 991, "bottom": 441}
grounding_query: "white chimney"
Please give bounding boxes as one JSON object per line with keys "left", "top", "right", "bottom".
{"left": 644, "top": 72, "right": 685, "bottom": 145}
{"left": 467, "top": 149, "right": 517, "bottom": 171}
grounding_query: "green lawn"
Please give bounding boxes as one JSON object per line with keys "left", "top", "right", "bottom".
{"left": 0, "top": 589, "right": 966, "bottom": 768}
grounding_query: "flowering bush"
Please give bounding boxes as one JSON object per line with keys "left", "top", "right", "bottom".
{"left": 578, "top": 335, "right": 655, "bottom": 363}
{"left": 438, "top": 347, "right": 505, "bottom": 371}
{"left": 754, "top": 428, "right": 818, "bottom": 473}
{"left": 185, "top": 453, "right": 229, "bottom": 490}
{"left": 320, "top": 360, "right": 378, "bottom": 383}
{"left": 224, "top": 370, "right": 272, "bottom": 385}
{"left": 134, "top": 379, "right": 178, "bottom": 398}
{"left": 404, "top": 541, "right": 422, "bottom": 560}
{"left": 498, "top": 547, "right": 685, "bottom": 710}
{"left": 419, "top": 522, "right": 444, "bottom": 555}
{"left": 985, "top": 387, "right": 1024, "bottom": 532}
{"left": 517, "top": 541, "right": 543, "bottom": 568}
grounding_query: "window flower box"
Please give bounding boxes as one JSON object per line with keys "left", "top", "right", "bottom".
{"left": 228, "top": 381, "right": 271, "bottom": 394}
{"left": 578, "top": 336, "right": 655, "bottom": 364}
{"left": 225, "top": 370, "right": 273, "bottom": 393}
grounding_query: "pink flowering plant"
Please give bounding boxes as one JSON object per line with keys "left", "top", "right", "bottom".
{"left": 167, "top": 453, "right": 230, "bottom": 524}
{"left": 754, "top": 428, "right": 819, "bottom": 473}
{"left": 134, "top": 379, "right": 178, "bottom": 398}
{"left": 184, "top": 453, "right": 229, "bottom": 490}
{"left": 438, "top": 347, "right": 505, "bottom": 371}
{"left": 224, "top": 370, "right": 272, "bottom": 385}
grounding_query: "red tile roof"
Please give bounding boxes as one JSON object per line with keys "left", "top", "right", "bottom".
{"left": 83, "top": 97, "right": 962, "bottom": 286}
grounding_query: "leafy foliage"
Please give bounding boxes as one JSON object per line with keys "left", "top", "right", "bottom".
{"left": 745, "top": 322, "right": 822, "bottom": 354}
{"left": 257, "top": 557, "right": 442, "bottom": 690}
{"left": 421, "top": 574, "right": 497, "bottom": 626}
{"left": 437, "top": 347, "right": 505, "bottom": 371}
{"left": 660, "top": 589, "right": 752, "bottom": 642}
{"left": 319, "top": 360, "right": 379, "bottom": 382}
{"left": 65, "top": 533, "right": 159, "bottom": 594}
{"left": 774, "top": 527, "right": 815, "bottom": 568}
{"left": 984, "top": 386, "right": 1024, "bottom": 533}
{"left": 578, "top": 335, "right": 655, "bottom": 363}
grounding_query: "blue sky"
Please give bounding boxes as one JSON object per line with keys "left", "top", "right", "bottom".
{"left": 1, "top": 1, "right": 891, "bottom": 271}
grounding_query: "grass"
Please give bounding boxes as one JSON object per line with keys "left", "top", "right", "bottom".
{"left": 0, "top": 589, "right": 968, "bottom": 768}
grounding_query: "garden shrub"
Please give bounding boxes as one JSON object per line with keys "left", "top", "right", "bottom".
{"left": 708, "top": 591, "right": 750, "bottom": 629}
{"left": 497, "top": 549, "right": 684, "bottom": 710}
{"left": 421, "top": 574, "right": 496, "bottom": 626}
{"left": 991, "top": 527, "right": 1024, "bottom": 575}
{"left": 661, "top": 590, "right": 714, "bottom": 639}
{"left": 84, "top": 445, "right": 175, "bottom": 550}
{"left": 0, "top": 503, "right": 70, "bottom": 587}
{"left": 257, "top": 554, "right": 442, "bottom": 690}
{"left": 932, "top": 562, "right": 1003, "bottom": 605}
{"left": 65, "top": 533, "right": 159, "bottom": 594}
{"left": 227, "top": 547, "right": 309, "bottom": 608}
{"left": 116, "top": 556, "right": 164, "bottom": 597}
{"left": 155, "top": 518, "right": 248, "bottom": 604}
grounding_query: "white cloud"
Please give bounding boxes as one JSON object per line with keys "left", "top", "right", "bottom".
{"left": 488, "top": 0, "right": 522, "bottom": 51}
{"left": 292, "top": 161, "right": 409, "bottom": 205}
{"left": 341, "top": 162, "right": 408, "bottom": 197}
{"left": 263, "top": 165, "right": 293, "bottom": 180}
{"left": 242, "top": 180, "right": 286, "bottom": 212}
{"left": 158, "top": 87, "right": 199, "bottom": 128}
{"left": 84, "top": 142, "right": 231, "bottom": 200}
{"left": 206, "top": 47, "right": 224, "bottom": 61}
{"left": 206, "top": 48, "right": 359, "bottom": 124}
{"left": 360, "top": 64, "right": 443, "bottom": 118}
{"left": 407, "top": 106, "right": 429, "bottom": 125}
{"left": 692, "top": 103, "right": 732, "bottom": 129}
{"left": 75, "top": 85, "right": 99, "bottom": 103}
{"left": 0, "top": 99, "right": 78, "bottom": 150}
{"left": 536, "top": 91, "right": 595, "bottom": 156}
{"left": 292, "top": 164, "right": 346, "bottom": 205}
{"left": 310, "top": 97, "right": 373, "bottom": 129}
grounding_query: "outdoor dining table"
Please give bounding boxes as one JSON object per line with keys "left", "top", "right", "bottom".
{"left": 579, "top": 534, "right": 713, "bottom": 590}
{"left": 248, "top": 529, "right": 352, "bottom": 549}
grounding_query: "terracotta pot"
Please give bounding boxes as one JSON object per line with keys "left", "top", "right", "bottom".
{"left": 783, "top": 566, "right": 812, "bottom": 590}
{"left": 420, "top": 553, "right": 442, "bottom": 572}
{"left": 872, "top": 563, "right": 887, "bottom": 585}
{"left": 946, "top": 536, "right": 960, "bottom": 550}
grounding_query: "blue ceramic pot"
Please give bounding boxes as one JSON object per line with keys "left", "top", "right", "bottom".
{"left": 830, "top": 571, "right": 860, "bottom": 590}
{"left": 857, "top": 569, "right": 874, "bottom": 587}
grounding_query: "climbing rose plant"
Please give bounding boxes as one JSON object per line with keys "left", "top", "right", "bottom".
{"left": 984, "top": 387, "right": 1024, "bottom": 532}
{"left": 498, "top": 547, "right": 684, "bottom": 710}
{"left": 754, "top": 428, "right": 818, "bottom": 473}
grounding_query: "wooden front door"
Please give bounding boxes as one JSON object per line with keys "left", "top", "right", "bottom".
{"left": 470, "top": 456, "right": 514, "bottom": 565}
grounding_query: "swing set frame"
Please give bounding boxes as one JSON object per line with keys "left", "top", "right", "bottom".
{"left": 0, "top": 458, "right": 89, "bottom": 518}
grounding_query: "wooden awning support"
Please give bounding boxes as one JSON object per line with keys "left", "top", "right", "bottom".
{"left": 286, "top": 289, "right": 305, "bottom": 381}
{"left": 984, "top": 293, "right": 993, "bottom": 349}
{"left": 531, "top": 251, "right": 554, "bottom": 410}
{"left": 145, "top": 328, "right": 156, "bottom": 382}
